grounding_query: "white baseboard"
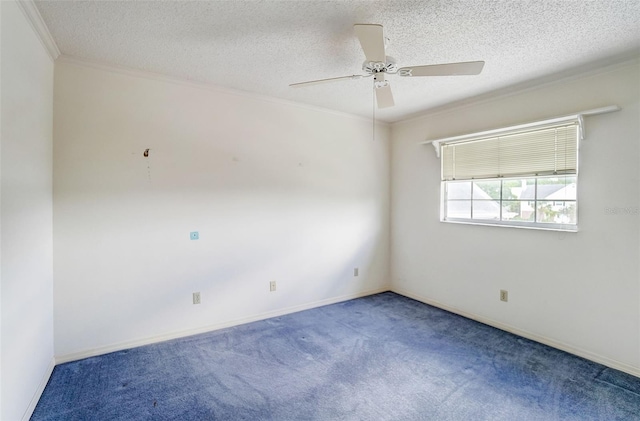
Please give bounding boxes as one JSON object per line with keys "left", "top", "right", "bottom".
{"left": 392, "top": 287, "right": 640, "bottom": 378}
{"left": 22, "top": 357, "right": 56, "bottom": 421}
{"left": 56, "top": 286, "right": 391, "bottom": 364}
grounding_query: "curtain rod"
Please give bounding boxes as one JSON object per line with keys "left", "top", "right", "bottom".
{"left": 423, "top": 105, "right": 620, "bottom": 158}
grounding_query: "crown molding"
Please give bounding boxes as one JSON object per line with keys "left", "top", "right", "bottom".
{"left": 56, "top": 55, "right": 390, "bottom": 127}
{"left": 397, "top": 52, "right": 640, "bottom": 125}
{"left": 15, "top": 0, "right": 60, "bottom": 61}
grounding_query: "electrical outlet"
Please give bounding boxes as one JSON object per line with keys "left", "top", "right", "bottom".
{"left": 270, "top": 281, "right": 276, "bottom": 292}
{"left": 193, "top": 292, "right": 201, "bottom": 304}
{"left": 500, "top": 290, "right": 508, "bottom": 302}
{"left": 354, "top": 268, "right": 359, "bottom": 277}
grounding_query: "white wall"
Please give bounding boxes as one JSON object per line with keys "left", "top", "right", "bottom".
{"left": 0, "top": 1, "right": 55, "bottom": 419}
{"left": 53, "top": 59, "right": 390, "bottom": 358}
{"left": 391, "top": 59, "right": 640, "bottom": 375}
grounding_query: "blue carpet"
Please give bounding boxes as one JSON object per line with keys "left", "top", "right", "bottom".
{"left": 32, "top": 292, "right": 640, "bottom": 420}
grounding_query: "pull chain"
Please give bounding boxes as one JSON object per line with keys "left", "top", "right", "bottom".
{"left": 372, "top": 83, "right": 376, "bottom": 141}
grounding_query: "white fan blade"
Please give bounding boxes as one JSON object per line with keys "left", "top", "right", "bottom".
{"left": 374, "top": 73, "right": 394, "bottom": 108}
{"left": 398, "top": 61, "right": 485, "bottom": 77}
{"left": 290, "top": 74, "right": 365, "bottom": 87}
{"left": 376, "top": 84, "right": 394, "bottom": 108}
{"left": 354, "top": 24, "right": 386, "bottom": 62}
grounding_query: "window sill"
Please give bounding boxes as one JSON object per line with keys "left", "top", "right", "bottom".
{"left": 441, "top": 218, "right": 578, "bottom": 232}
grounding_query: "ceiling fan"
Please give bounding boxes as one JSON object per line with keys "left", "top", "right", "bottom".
{"left": 290, "top": 24, "right": 484, "bottom": 109}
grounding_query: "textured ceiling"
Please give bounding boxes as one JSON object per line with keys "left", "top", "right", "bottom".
{"left": 35, "top": 0, "right": 640, "bottom": 122}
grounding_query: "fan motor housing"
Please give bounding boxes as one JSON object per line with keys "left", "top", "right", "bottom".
{"left": 362, "top": 56, "right": 397, "bottom": 74}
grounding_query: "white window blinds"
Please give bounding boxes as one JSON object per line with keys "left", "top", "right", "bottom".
{"left": 441, "top": 122, "right": 578, "bottom": 181}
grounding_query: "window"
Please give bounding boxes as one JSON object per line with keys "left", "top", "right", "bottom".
{"left": 439, "top": 121, "right": 579, "bottom": 231}
{"left": 444, "top": 175, "right": 577, "bottom": 228}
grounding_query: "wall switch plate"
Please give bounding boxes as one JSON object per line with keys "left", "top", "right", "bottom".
{"left": 193, "top": 292, "right": 201, "bottom": 304}
{"left": 190, "top": 231, "right": 199, "bottom": 240}
{"left": 354, "top": 268, "right": 359, "bottom": 277}
{"left": 500, "top": 290, "right": 508, "bottom": 302}
{"left": 270, "top": 281, "right": 276, "bottom": 292}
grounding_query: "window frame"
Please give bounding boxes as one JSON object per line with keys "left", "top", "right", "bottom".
{"left": 441, "top": 175, "right": 578, "bottom": 232}
{"left": 436, "top": 118, "right": 581, "bottom": 232}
